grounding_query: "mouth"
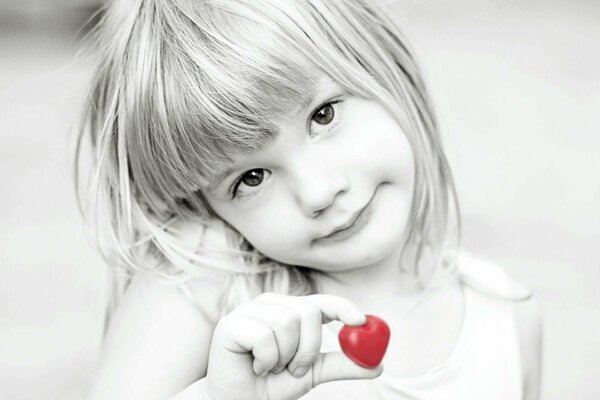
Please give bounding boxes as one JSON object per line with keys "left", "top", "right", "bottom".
{"left": 318, "top": 189, "right": 377, "bottom": 242}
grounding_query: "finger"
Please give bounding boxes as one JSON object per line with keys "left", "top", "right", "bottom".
{"left": 257, "top": 293, "right": 366, "bottom": 377}
{"left": 304, "top": 294, "right": 366, "bottom": 326}
{"left": 263, "top": 352, "right": 383, "bottom": 400}
{"left": 257, "top": 295, "right": 323, "bottom": 377}
{"left": 248, "top": 300, "right": 302, "bottom": 374}
{"left": 217, "top": 316, "right": 279, "bottom": 376}
{"left": 287, "top": 303, "right": 322, "bottom": 377}
{"left": 310, "top": 351, "right": 383, "bottom": 387}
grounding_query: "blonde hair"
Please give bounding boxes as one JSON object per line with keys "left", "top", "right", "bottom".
{"left": 76, "top": 0, "right": 461, "bottom": 316}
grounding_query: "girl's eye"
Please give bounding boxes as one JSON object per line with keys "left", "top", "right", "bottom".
{"left": 309, "top": 100, "right": 343, "bottom": 138}
{"left": 231, "top": 168, "right": 271, "bottom": 198}
{"left": 313, "top": 103, "right": 335, "bottom": 125}
{"left": 241, "top": 169, "right": 264, "bottom": 186}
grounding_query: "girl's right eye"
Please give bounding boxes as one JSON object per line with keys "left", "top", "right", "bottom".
{"left": 231, "top": 168, "right": 271, "bottom": 199}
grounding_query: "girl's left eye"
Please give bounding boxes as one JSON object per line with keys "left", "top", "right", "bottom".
{"left": 313, "top": 103, "right": 335, "bottom": 125}
{"left": 309, "top": 100, "right": 343, "bottom": 138}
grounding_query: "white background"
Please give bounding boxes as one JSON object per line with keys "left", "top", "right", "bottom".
{"left": 0, "top": 1, "right": 598, "bottom": 398}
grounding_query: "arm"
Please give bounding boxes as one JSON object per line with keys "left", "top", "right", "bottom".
{"left": 515, "top": 295, "right": 543, "bottom": 400}
{"left": 88, "top": 273, "right": 224, "bottom": 400}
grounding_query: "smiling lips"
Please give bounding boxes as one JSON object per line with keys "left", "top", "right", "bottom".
{"left": 331, "top": 206, "right": 366, "bottom": 234}
{"left": 319, "top": 191, "right": 376, "bottom": 242}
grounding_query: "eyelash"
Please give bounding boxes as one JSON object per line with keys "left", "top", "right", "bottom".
{"left": 230, "top": 169, "right": 270, "bottom": 200}
{"left": 229, "top": 99, "right": 344, "bottom": 199}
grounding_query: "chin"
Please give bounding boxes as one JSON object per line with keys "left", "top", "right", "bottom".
{"left": 310, "top": 229, "right": 404, "bottom": 273}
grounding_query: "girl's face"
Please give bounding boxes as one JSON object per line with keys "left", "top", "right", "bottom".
{"left": 202, "top": 76, "right": 415, "bottom": 273}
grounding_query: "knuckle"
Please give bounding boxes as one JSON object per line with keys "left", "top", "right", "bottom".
{"left": 257, "top": 292, "right": 278, "bottom": 302}
{"left": 302, "top": 304, "right": 322, "bottom": 322}
{"left": 298, "top": 299, "right": 317, "bottom": 313}
{"left": 265, "top": 351, "right": 279, "bottom": 364}
{"left": 288, "top": 349, "right": 320, "bottom": 373}
{"left": 278, "top": 310, "right": 301, "bottom": 331}
{"left": 212, "top": 316, "right": 243, "bottom": 345}
{"left": 295, "top": 351, "right": 320, "bottom": 366}
{"left": 214, "top": 315, "right": 233, "bottom": 332}
{"left": 256, "top": 328, "right": 274, "bottom": 346}
{"left": 336, "top": 296, "right": 355, "bottom": 309}
{"left": 231, "top": 302, "right": 251, "bottom": 316}
{"left": 319, "top": 293, "right": 354, "bottom": 308}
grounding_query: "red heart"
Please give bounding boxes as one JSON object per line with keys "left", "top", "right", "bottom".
{"left": 338, "top": 314, "right": 390, "bottom": 368}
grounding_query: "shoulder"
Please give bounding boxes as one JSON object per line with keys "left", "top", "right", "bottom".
{"left": 456, "top": 251, "right": 532, "bottom": 301}
{"left": 127, "top": 272, "right": 227, "bottom": 325}
{"left": 456, "top": 251, "right": 542, "bottom": 398}
{"left": 89, "top": 273, "right": 227, "bottom": 399}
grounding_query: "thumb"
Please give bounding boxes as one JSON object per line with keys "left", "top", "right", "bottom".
{"left": 264, "top": 352, "right": 383, "bottom": 400}
{"left": 310, "top": 351, "right": 383, "bottom": 388}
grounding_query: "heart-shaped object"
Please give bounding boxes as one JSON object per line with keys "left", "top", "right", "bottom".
{"left": 338, "top": 314, "right": 390, "bottom": 368}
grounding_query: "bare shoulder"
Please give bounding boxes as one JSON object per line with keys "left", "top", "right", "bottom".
{"left": 514, "top": 293, "right": 543, "bottom": 400}
{"left": 89, "top": 272, "right": 227, "bottom": 400}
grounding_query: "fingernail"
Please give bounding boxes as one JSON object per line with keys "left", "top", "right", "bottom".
{"left": 293, "top": 366, "right": 308, "bottom": 378}
{"left": 350, "top": 312, "right": 366, "bottom": 325}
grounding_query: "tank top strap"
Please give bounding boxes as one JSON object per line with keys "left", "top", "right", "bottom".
{"left": 313, "top": 270, "right": 524, "bottom": 399}
{"left": 456, "top": 251, "right": 532, "bottom": 301}
{"left": 453, "top": 281, "right": 524, "bottom": 397}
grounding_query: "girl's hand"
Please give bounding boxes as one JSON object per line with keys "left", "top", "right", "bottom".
{"left": 205, "top": 293, "right": 383, "bottom": 400}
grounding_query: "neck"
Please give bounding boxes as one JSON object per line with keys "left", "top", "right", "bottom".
{"left": 313, "top": 247, "right": 426, "bottom": 314}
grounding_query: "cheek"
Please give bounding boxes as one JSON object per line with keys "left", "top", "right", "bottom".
{"left": 242, "top": 226, "right": 302, "bottom": 265}
{"left": 378, "top": 129, "right": 413, "bottom": 184}
{"left": 220, "top": 202, "right": 306, "bottom": 264}
{"left": 344, "top": 100, "right": 414, "bottom": 184}
{"left": 354, "top": 128, "right": 414, "bottom": 186}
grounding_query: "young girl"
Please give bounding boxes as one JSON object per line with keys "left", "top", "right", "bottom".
{"left": 78, "top": 0, "right": 542, "bottom": 399}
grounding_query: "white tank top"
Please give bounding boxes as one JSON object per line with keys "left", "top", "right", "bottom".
{"left": 179, "top": 252, "right": 529, "bottom": 399}
{"left": 301, "top": 253, "right": 528, "bottom": 400}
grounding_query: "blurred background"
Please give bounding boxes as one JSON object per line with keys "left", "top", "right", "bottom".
{"left": 0, "top": 0, "right": 598, "bottom": 398}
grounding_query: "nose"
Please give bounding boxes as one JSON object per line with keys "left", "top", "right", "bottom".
{"left": 291, "top": 162, "right": 350, "bottom": 218}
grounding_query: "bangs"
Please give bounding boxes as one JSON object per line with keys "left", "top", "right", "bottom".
{"left": 117, "top": 0, "right": 422, "bottom": 217}
{"left": 82, "top": 0, "right": 460, "bottom": 285}
{"left": 126, "top": 1, "right": 322, "bottom": 212}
